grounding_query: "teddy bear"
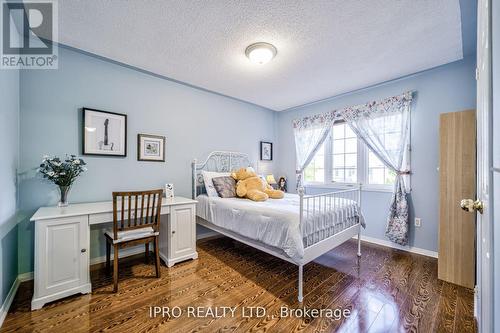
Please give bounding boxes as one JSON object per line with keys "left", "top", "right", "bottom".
{"left": 230, "top": 167, "right": 285, "bottom": 201}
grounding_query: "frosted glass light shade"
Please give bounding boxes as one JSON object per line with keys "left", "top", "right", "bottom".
{"left": 245, "top": 42, "right": 277, "bottom": 65}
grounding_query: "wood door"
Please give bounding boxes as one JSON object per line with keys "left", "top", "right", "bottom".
{"left": 438, "top": 110, "right": 476, "bottom": 289}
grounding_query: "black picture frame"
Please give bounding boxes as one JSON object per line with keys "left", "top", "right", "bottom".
{"left": 137, "top": 134, "right": 166, "bottom": 162}
{"left": 260, "top": 141, "right": 273, "bottom": 161}
{"left": 82, "top": 107, "right": 127, "bottom": 157}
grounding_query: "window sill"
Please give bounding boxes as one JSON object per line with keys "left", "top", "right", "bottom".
{"left": 304, "top": 182, "right": 393, "bottom": 193}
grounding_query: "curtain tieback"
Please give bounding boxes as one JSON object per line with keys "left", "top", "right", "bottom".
{"left": 397, "top": 170, "right": 411, "bottom": 175}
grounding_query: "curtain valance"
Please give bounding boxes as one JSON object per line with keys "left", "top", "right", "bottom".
{"left": 292, "top": 110, "right": 343, "bottom": 131}
{"left": 292, "top": 91, "right": 413, "bottom": 127}
{"left": 341, "top": 91, "right": 413, "bottom": 120}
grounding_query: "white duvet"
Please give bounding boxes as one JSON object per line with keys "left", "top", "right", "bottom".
{"left": 197, "top": 193, "right": 364, "bottom": 261}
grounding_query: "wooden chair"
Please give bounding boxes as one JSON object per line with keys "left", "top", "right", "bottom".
{"left": 105, "top": 189, "right": 163, "bottom": 292}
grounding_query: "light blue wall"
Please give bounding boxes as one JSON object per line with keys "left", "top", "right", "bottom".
{"left": 275, "top": 57, "right": 477, "bottom": 252}
{"left": 18, "top": 47, "right": 275, "bottom": 273}
{"left": 0, "top": 69, "right": 19, "bottom": 304}
{"left": 459, "top": 0, "right": 478, "bottom": 58}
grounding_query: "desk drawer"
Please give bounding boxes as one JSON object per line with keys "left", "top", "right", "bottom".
{"left": 89, "top": 206, "right": 171, "bottom": 225}
{"left": 89, "top": 212, "right": 113, "bottom": 225}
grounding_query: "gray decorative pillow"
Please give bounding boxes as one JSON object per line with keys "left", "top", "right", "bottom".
{"left": 212, "top": 176, "right": 236, "bottom": 198}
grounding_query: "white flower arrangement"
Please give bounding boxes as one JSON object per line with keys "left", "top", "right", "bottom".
{"left": 37, "top": 155, "right": 87, "bottom": 186}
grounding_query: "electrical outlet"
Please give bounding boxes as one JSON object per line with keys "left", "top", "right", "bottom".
{"left": 415, "top": 217, "right": 422, "bottom": 227}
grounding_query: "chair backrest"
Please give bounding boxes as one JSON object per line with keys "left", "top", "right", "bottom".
{"left": 112, "top": 189, "right": 163, "bottom": 240}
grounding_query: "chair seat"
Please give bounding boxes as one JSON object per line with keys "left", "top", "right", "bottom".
{"left": 105, "top": 227, "right": 158, "bottom": 244}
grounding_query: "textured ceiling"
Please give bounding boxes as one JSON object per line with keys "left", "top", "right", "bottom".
{"left": 55, "top": 0, "right": 464, "bottom": 111}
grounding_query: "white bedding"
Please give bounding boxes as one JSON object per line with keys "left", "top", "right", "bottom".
{"left": 196, "top": 193, "right": 364, "bottom": 261}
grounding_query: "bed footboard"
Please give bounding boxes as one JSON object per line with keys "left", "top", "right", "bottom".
{"left": 297, "top": 185, "right": 363, "bottom": 302}
{"left": 298, "top": 186, "right": 362, "bottom": 247}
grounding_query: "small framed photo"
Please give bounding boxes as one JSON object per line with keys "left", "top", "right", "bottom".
{"left": 83, "top": 108, "right": 127, "bottom": 157}
{"left": 137, "top": 134, "right": 166, "bottom": 162}
{"left": 165, "top": 183, "right": 174, "bottom": 198}
{"left": 260, "top": 141, "right": 273, "bottom": 161}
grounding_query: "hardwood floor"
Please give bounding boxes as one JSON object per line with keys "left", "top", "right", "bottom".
{"left": 2, "top": 237, "right": 475, "bottom": 333}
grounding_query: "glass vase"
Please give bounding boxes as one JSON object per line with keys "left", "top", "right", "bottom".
{"left": 58, "top": 185, "right": 71, "bottom": 207}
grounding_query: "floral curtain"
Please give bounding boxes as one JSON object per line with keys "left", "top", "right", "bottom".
{"left": 339, "top": 91, "right": 413, "bottom": 245}
{"left": 292, "top": 111, "right": 342, "bottom": 189}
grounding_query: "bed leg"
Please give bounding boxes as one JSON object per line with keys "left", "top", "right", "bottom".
{"left": 298, "top": 265, "right": 304, "bottom": 303}
{"left": 357, "top": 227, "right": 362, "bottom": 257}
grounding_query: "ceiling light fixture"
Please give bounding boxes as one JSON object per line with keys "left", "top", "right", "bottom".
{"left": 245, "top": 42, "right": 277, "bottom": 65}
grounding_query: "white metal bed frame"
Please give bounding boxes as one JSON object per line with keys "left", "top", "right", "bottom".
{"left": 192, "top": 151, "right": 362, "bottom": 302}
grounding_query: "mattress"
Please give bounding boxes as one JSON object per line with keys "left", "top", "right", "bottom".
{"left": 196, "top": 193, "right": 364, "bottom": 261}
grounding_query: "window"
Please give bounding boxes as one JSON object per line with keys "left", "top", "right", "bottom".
{"left": 368, "top": 151, "right": 396, "bottom": 185}
{"left": 303, "top": 142, "right": 325, "bottom": 183}
{"left": 304, "top": 121, "right": 406, "bottom": 190}
{"left": 367, "top": 112, "right": 402, "bottom": 185}
{"left": 332, "top": 123, "right": 357, "bottom": 183}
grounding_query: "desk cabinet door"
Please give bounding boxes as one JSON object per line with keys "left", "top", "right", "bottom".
{"left": 35, "top": 216, "right": 89, "bottom": 297}
{"left": 169, "top": 204, "right": 196, "bottom": 259}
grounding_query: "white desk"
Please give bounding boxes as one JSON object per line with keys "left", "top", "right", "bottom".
{"left": 30, "top": 196, "right": 198, "bottom": 310}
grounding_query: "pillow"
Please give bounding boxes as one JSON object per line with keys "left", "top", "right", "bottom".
{"left": 201, "top": 171, "right": 230, "bottom": 197}
{"left": 212, "top": 176, "right": 236, "bottom": 198}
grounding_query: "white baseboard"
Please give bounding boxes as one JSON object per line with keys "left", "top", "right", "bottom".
{"left": 0, "top": 276, "right": 21, "bottom": 328}
{"left": 355, "top": 235, "right": 438, "bottom": 258}
{"left": 89, "top": 246, "right": 148, "bottom": 266}
{"left": 18, "top": 272, "right": 33, "bottom": 282}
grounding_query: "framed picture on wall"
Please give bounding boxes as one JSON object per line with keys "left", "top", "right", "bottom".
{"left": 137, "top": 134, "right": 166, "bottom": 162}
{"left": 82, "top": 108, "right": 127, "bottom": 157}
{"left": 260, "top": 141, "right": 273, "bottom": 161}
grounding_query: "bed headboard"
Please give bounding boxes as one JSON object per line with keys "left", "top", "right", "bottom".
{"left": 192, "top": 151, "right": 252, "bottom": 199}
